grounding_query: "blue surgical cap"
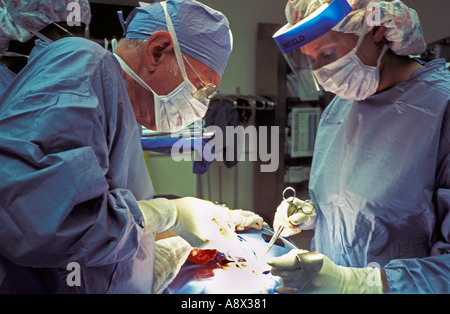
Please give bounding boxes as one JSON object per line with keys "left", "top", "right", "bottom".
{"left": 121, "top": 0, "right": 233, "bottom": 78}
{"left": 285, "top": 0, "right": 426, "bottom": 56}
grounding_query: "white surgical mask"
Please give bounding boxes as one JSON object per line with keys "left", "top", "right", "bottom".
{"left": 313, "top": 29, "right": 388, "bottom": 101}
{"left": 114, "top": 1, "right": 209, "bottom": 133}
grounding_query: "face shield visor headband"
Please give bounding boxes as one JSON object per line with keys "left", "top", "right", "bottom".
{"left": 273, "top": 0, "right": 352, "bottom": 93}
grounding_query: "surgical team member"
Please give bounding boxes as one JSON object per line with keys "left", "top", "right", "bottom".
{"left": 0, "top": 0, "right": 91, "bottom": 97}
{"left": 0, "top": 0, "right": 262, "bottom": 293}
{"left": 270, "top": 0, "right": 450, "bottom": 293}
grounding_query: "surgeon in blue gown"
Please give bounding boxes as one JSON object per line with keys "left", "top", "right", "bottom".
{"left": 270, "top": 0, "right": 450, "bottom": 293}
{"left": 0, "top": 0, "right": 263, "bottom": 294}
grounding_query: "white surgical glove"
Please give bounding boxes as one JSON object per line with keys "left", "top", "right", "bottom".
{"left": 138, "top": 197, "right": 263, "bottom": 248}
{"left": 170, "top": 197, "right": 263, "bottom": 249}
{"left": 267, "top": 250, "right": 383, "bottom": 294}
{"left": 228, "top": 209, "right": 264, "bottom": 231}
{"left": 137, "top": 198, "right": 178, "bottom": 235}
{"left": 273, "top": 197, "right": 317, "bottom": 237}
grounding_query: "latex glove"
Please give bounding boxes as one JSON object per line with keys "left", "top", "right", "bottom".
{"left": 267, "top": 250, "right": 383, "bottom": 294}
{"left": 273, "top": 197, "right": 317, "bottom": 237}
{"left": 137, "top": 198, "right": 178, "bottom": 235}
{"left": 228, "top": 209, "right": 263, "bottom": 231}
{"left": 170, "top": 197, "right": 263, "bottom": 249}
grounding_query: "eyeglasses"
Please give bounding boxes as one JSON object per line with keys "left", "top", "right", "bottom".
{"left": 182, "top": 55, "right": 219, "bottom": 100}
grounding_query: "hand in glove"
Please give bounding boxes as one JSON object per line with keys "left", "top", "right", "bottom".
{"left": 267, "top": 250, "right": 383, "bottom": 294}
{"left": 169, "top": 197, "right": 263, "bottom": 248}
{"left": 273, "top": 197, "right": 317, "bottom": 237}
{"left": 137, "top": 198, "right": 178, "bottom": 235}
{"left": 229, "top": 209, "right": 263, "bottom": 231}
{"left": 138, "top": 197, "right": 263, "bottom": 248}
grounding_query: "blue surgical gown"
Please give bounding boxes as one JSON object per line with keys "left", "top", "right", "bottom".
{"left": 0, "top": 65, "right": 15, "bottom": 98}
{"left": 0, "top": 37, "right": 156, "bottom": 293}
{"left": 309, "top": 59, "right": 450, "bottom": 293}
{"left": 1, "top": 39, "right": 47, "bottom": 99}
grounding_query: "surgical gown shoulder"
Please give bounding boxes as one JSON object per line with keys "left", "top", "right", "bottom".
{"left": 377, "top": 59, "right": 449, "bottom": 104}
{"left": 36, "top": 37, "right": 114, "bottom": 70}
{"left": 16, "top": 37, "right": 118, "bottom": 94}
{"left": 322, "top": 59, "right": 450, "bottom": 122}
{"left": 1, "top": 37, "right": 124, "bottom": 114}
{"left": 41, "top": 36, "right": 112, "bottom": 64}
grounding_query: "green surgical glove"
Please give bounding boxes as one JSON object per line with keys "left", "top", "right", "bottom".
{"left": 267, "top": 250, "right": 383, "bottom": 294}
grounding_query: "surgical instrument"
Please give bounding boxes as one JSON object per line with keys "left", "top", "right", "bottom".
{"left": 263, "top": 187, "right": 312, "bottom": 257}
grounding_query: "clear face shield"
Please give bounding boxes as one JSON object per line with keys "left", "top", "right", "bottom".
{"left": 284, "top": 48, "right": 321, "bottom": 94}
{"left": 273, "top": 0, "right": 353, "bottom": 93}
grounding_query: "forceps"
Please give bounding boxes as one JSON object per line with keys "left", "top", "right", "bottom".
{"left": 263, "top": 187, "right": 311, "bottom": 257}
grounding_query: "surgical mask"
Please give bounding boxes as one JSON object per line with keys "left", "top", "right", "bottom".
{"left": 313, "top": 31, "right": 389, "bottom": 101}
{"left": 115, "top": 2, "right": 209, "bottom": 133}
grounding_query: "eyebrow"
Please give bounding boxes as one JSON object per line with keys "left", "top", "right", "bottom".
{"left": 314, "top": 42, "right": 336, "bottom": 52}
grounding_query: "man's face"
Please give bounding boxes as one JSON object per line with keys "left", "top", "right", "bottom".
{"left": 300, "top": 30, "right": 380, "bottom": 70}
{"left": 133, "top": 50, "right": 221, "bottom": 131}
{"left": 122, "top": 30, "right": 223, "bottom": 131}
{"left": 182, "top": 54, "right": 221, "bottom": 95}
{"left": 301, "top": 31, "right": 358, "bottom": 70}
{"left": 147, "top": 53, "right": 220, "bottom": 96}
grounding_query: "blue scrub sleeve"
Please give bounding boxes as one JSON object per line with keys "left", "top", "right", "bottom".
{"left": 384, "top": 252, "right": 450, "bottom": 293}
{"left": 0, "top": 41, "right": 149, "bottom": 269}
{"left": 0, "top": 106, "right": 145, "bottom": 269}
{"left": 384, "top": 91, "right": 450, "bottom": 294}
